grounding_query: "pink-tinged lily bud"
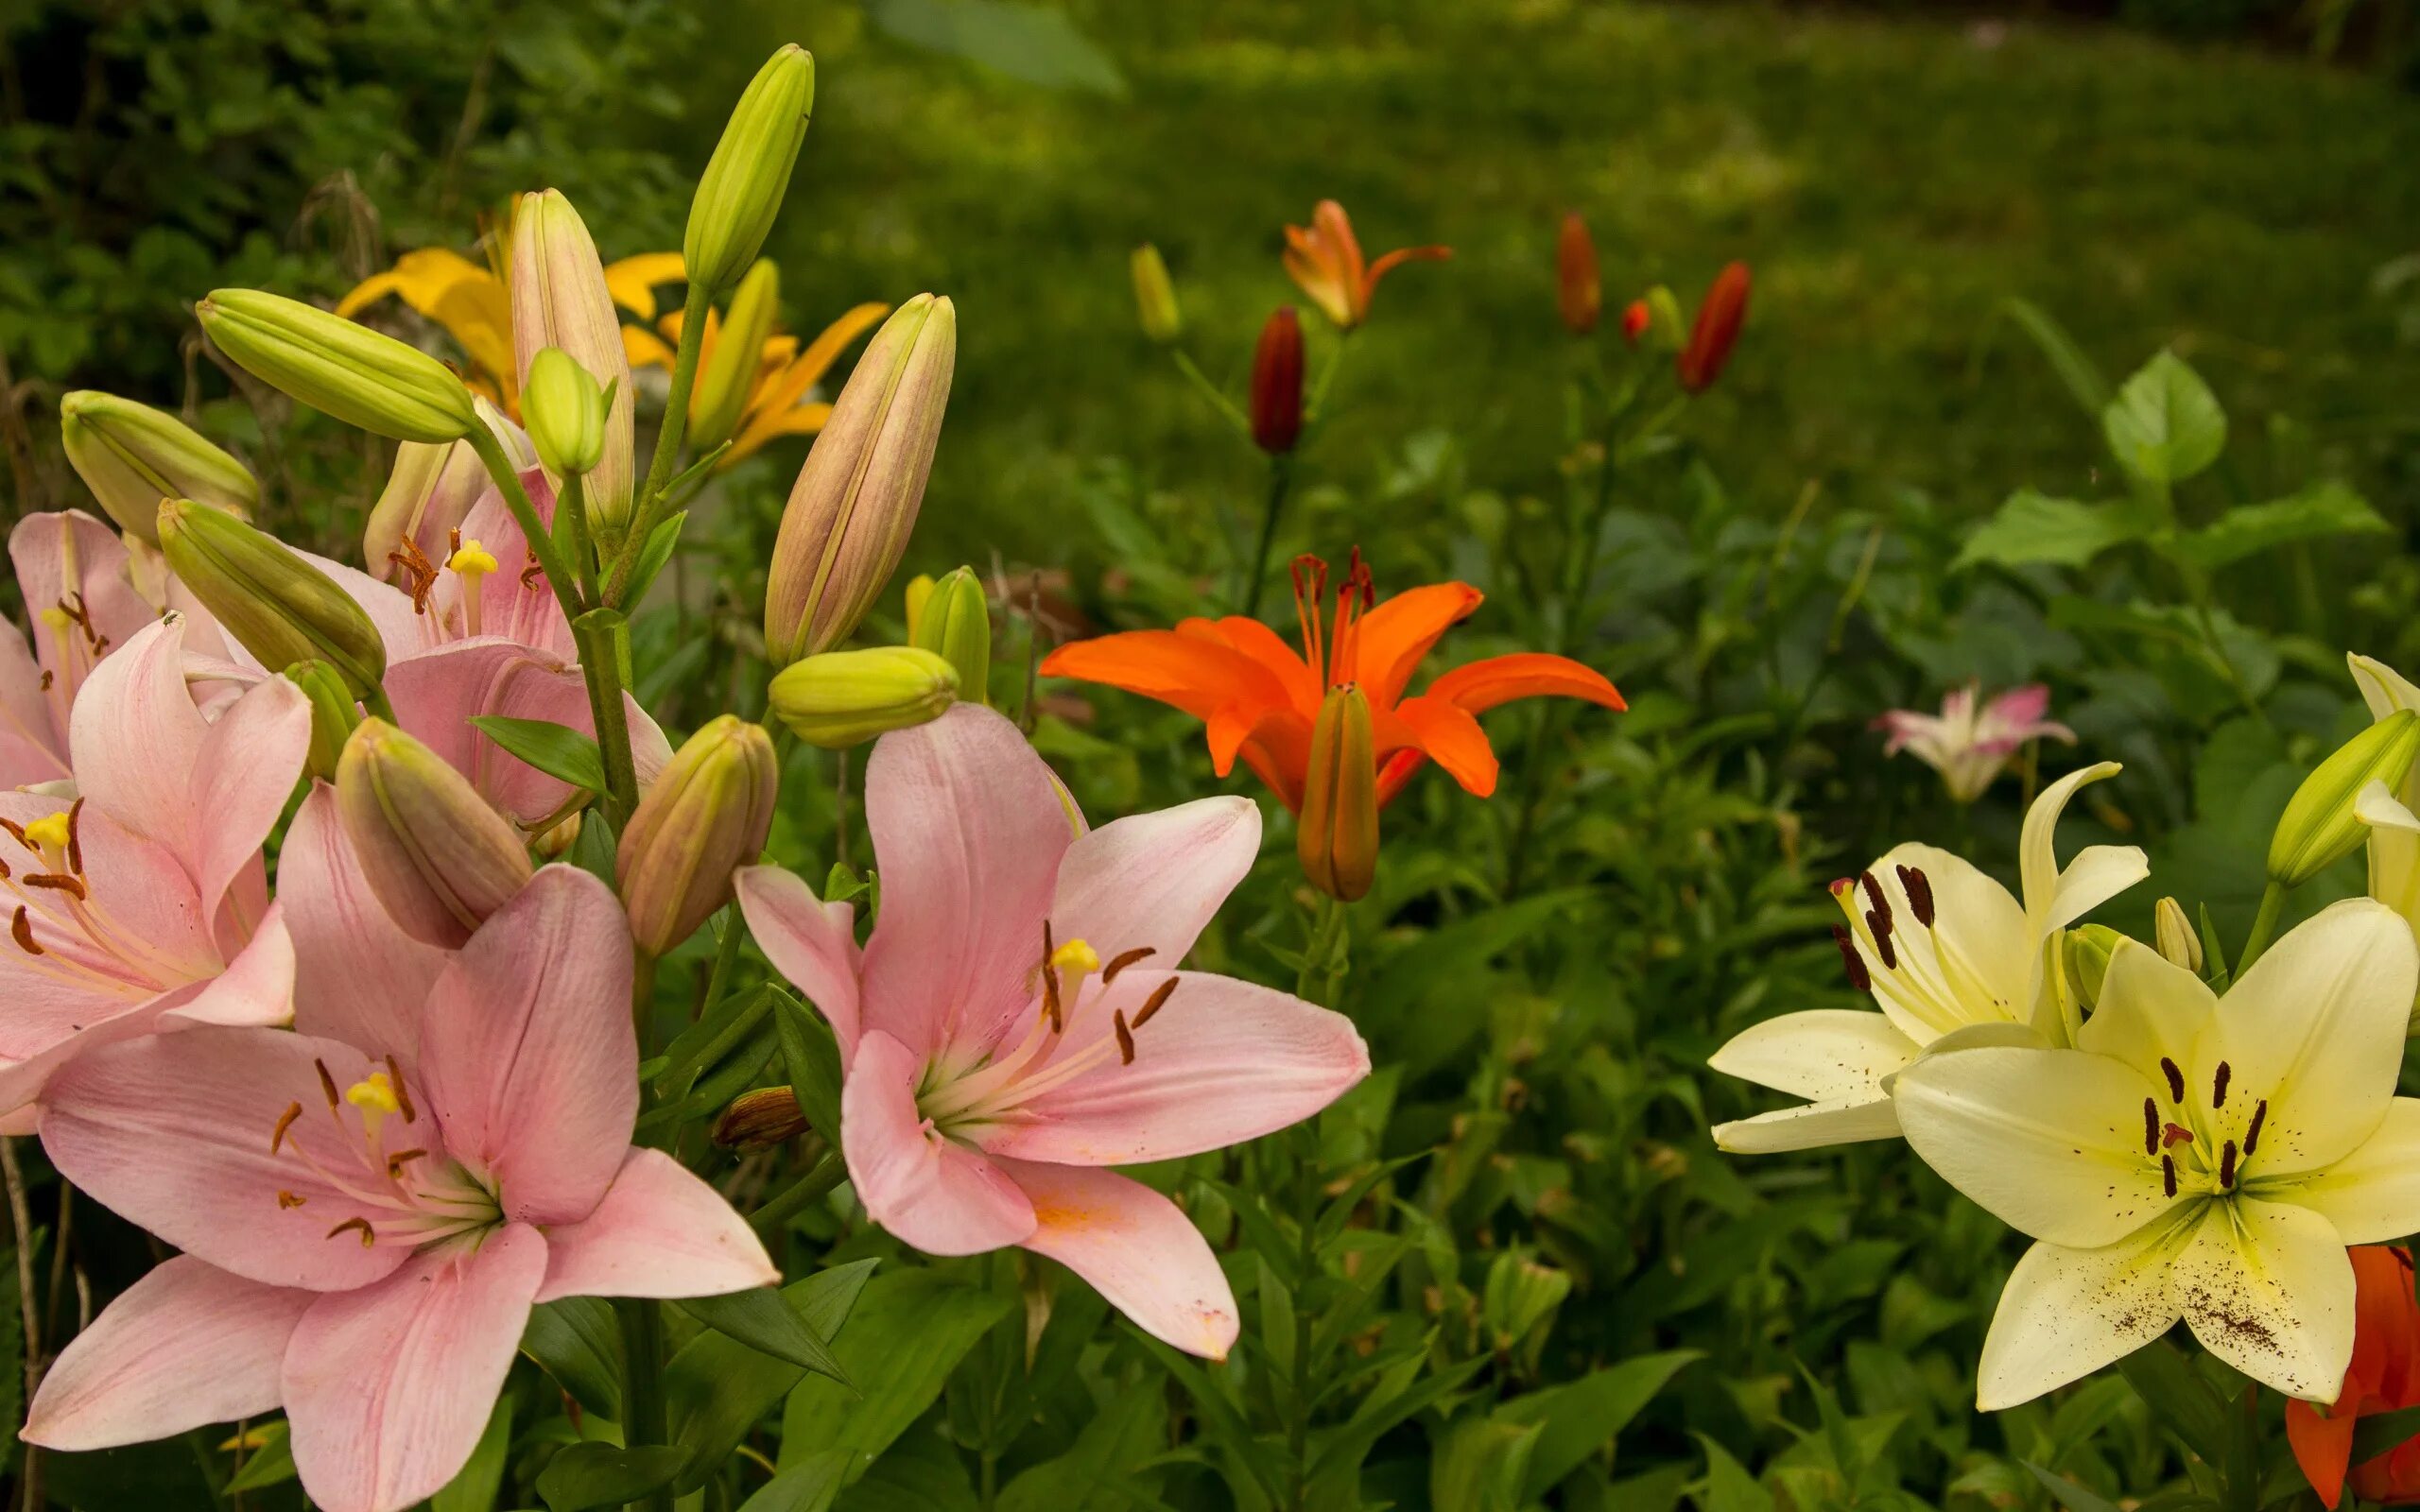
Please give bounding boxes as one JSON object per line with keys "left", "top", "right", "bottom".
{"left": 1556, "top": 212, "right": 1599, "bottom": 335}
{"left": 1620, "top": 299, "right": 1651, "bottom": 346}
{"left": 336, "top": 718, "right": 533, "bottom": 948}
{"left": 197, "top": 288, "right": 479, "bottom": 443}
{"left": 59, "top": 390, "right": 257, "bottom": 542}
{"left": 2154, "top": 897, "right": 2203, "bottom": 973}
{"left": 763, "top": 294, "right": 957, "bottom": 666}
{"left": 510, "top": 190, "right": 635, "bottom": 535}
{"left": 1250, "top": 307, "right": 1304, "bottom": 455}
{"left": 688, "top": 258, "right": 781, "bottom": 454}
{"left": 1677, "top": 261, "right": 1751, "bottom": 394}
{"left": 1298, "top": 684, "right": 1376, "bottom": 902}
{"left": 713, "top": 1086, "right": 810, "bottom": 1151}
{"left": 615, "top": 714, "right": 778, "bottom": 957}
{"left": 1131, "top": 245, "right": 1182, "bottom": 344}
{"left": 767, "top": 645, "right": 957, "bottom": 748}
{"left": 521, "top": 347, "right": 608, "bottom": 479}
{"left": 158, "top": 498, "right": 389, "bottom": 700}
{"left": 685, "top": 44, "right": 816, "bottom": 298}
{"left": 907, "top": 565, "right": 991, "bottom": 708}
{"left": 2269, "top": 711, "right": 2420, "bottom": 887}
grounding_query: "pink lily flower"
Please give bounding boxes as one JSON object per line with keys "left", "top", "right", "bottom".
{"left": 25, "top": 866, "right": 776, "bottom": 1512}
{"left": 1874, "top": 681, "right": 2075, "bottom": 804}
{"left": 0, "top": 510, "right": 170, "bottom": 786}
{"left": 0, "top": 613, "right": 309, "bottom": 1127}
{"left": 735, "top": 705, "right": 1370, "bottom": 1359}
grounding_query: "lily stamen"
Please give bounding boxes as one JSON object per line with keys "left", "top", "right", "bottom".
{"left": 2246, "top": 1099, "right": 2268, "bottom": 1155}
{"left": 2212, "top": 1061, "right": 2231, "bottom": 1109}
{"left": 2159, "top": 1057, "right": 2186, "bottom": 1103}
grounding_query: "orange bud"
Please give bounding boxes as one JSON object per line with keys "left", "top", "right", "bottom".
{"left": 1251, "top": 307, "right": 1304, "bottom": 455}
{"left": 1298, "top": 684, "right": 1376, "bottom": 902}
{"left": 712, "top": 1086, "right": 811, "bottom": 1151}
{"left": 1555, "top": 213, "right": 1599, "bottom": 335}
{"left": 1621, "top": 299, "right": 1651, "bottom": 347}
{"left": 1678, "top": 261, "right": 1751, "bottom": 393}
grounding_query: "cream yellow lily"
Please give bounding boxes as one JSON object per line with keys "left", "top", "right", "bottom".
{"left": 1709, "top": 763, "right": 2146, "bottom": 1153}
{"left": 2350, "top": 655, "right": 2420, "bottom": 939}
{"left": 1894, "top": 902, "right": 2420, "bottom": 1408}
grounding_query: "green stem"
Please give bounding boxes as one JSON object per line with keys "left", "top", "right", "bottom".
{"left": 1287, "top": 1121, "right": 1318, "bottom": 1512}
{"left": 464, "top": 424, "right": 584, "bottom": 624}
{"left": 1293, "top": 893, "right": 1348, "bottom": 1006}
{"left": 2237, "top": 880, "right": 2287, "bottom": 976}
{"left": 631, "top": 950, "right": 660, "bottom": 1059}
{"left": 1305, "top": 332, "right": 1351, "bottom": 428}
{"left": 749, "top": 1149, "right": 844, "bottom": 1237}
{"left": 614, "top": 1298, "right": 674, "bottom": 1512}
{"left": 606, "top": 283, "right": 713, "bottom": 607}
{"left": 557, "top": 472, "right": 601, "bottom": 605}
{"left": 572, "top": 610, "right": 642, "bottom": 826}
{"left": 363, "top": 684, "right": 399, "bottom": 725}
{"left": 1170, "top": 349, "right": 1250, "bottom": 439}
{"left": 1237, "top": 455, "right": 1295, "bottom": 620}
{"left": 699, "top": 906, "right": 748, "bottom": 1022}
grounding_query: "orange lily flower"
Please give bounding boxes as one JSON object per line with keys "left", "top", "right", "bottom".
{"left": 1039, "top": 553, "right": 1625, "bottom": 813}
{"left": 1281, "top": 200, "right": 1450, "bottom": 331}
{"left": 2289, "top": 1246, "right": 2420, "bottom": 1508}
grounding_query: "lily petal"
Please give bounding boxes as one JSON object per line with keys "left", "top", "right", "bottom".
{"left": 735, "top": 865, "right": 863, "bottom": 1062}
{"left": 2267, "top": 1099, "right": 2420, "bottom": 1244}
{"left": 1711, "top": 1096, "right": 1903, "bottom": 1153}
{"left": 279, "top": 786, "right": 447, "bottom": 1065}
{"left": 2018, "top": 762, "right": 2143, "bottom": 934}
{"left": 1392, "top": 696, "right": 1499, "bottom": 796}
{"left": 2076, "top": 938, "right": 2218, "bottom": 1085}
{"left": 1845, "top": 843, "right": 2032, "bottom": 1044}
{"left": 997, "top": 1157, "right": 1240, "bottom": 1361}
{"left": 1349, "top": 583, "right": 1482, "bottom": 708}
{"left": 1048, "top": 796, "right": 1259, "bottom": 971}
{"left": 534, "top": 1147, "right": 776, "bottom": 1303}
{"left": 1041, "top": 628, "right": 1295, "bottom": 727}
{"left": 1419, "top": 651, "right": 1625, "bottom": 717}
{"left": 1976, "top": 1219, "right": 2194, "bottom": 1411}
{"left": 841, "top": 1030, "right": 1035, "bottom": 1256}
{"left": 1708, "top": 1010, "right": 1920, "bottom": 1102}
{"left": 2174, "top": 1196, "right": 2355, "bottom": 1403}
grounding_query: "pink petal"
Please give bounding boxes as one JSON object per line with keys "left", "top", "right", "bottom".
{"left": 534, "top": 1147, "right": 776, "bottom": 1303}
{"left": 986, "top": 971, "right": 1370, "bottom": 1167}
{"left": 0, "top": 618, "right": 68, "bottom": 786}
{"left": 843, "top": 1029, "right": 1035, "bottom": 1256}
{"left": 1983, "top": 682, "right": 2053, "bottom": 729}
{"left": 996, "top": 1159, "right": 1238, "bottom": 1360}
{"left": 66, "top": 615, "right": 206, "bottom": 860}
{"left": 39, "top": 1028, "right": 408, "bottom": 1292}
{"left": 385, "top": 641, "right": 671, "bottom": 826}
{"left": 418, "top": 866, "right": 634, "bottom": 1224}
{"left": 859, "top": 705, "right": 1077, "bottom": 1057}
{"left": 161, "top": 901, "right": 295, "bottom": 1027}
{"left": 1048, "top": 796, "right": 1258, "bottom": 972}
{"left": 300, "top": 549, "right": 432, "bottom": 662}
{"left": 9, "top": 510, "right": 153, "bottom": 675}
{"left": 735, "top": 865, "right": 862, "bottom": 1062}
{"left": 190, "top": 670, "right": 312, "bottom": 939}
{"left": 24, "top": 1255, "right": 314, "bottom": 1450}
{"left": 279, "top": 785, "right": 447, "bottom": 1066}
{"left": 284, "top": 1223, "right": 545, "bottom": 1512}
{"left": 443, "top": 474, "right": 574, "bottom": 659}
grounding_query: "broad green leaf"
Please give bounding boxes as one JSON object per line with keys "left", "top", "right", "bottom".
{"left": 677, "top": 1284, "right": 849, "bottom": 1385}
{"left": 469, "top": 713, "right": 608, "bottom": 792}
{"left": 523, "top": 1296, "right": 625, "bottom": 1418}
{"left": 1502, "top": 1349, "right": 1702, "bottom": 1498}
{"left": 2167, "top": 480, "right": 2388, "bottom": 571}
{"left": 2349, "top": 1401, "right": 2420, "bottom": 1463}
{"left": 2114, "top": 1340, "right": 2230, "bottom": 1466}
{"left": 2102, "top": 350, "right": 2226, "bottom": 486}
{"left": 1694, "top": 1435, "right": 1774, "bottom": 1512}
{"left": 1432, "top": 1416, "right": 1542, "bottom": 1512}
{"left": 739, "top": 1450, "right": 853, "bottom": 1512}
{"left": 774, "top": 987, "right": 846, "bottom": 1144}
{"left": 665, "top": 1259, "right": 880, "bottom": 1493}
{"left": 2023, "top": 1462, "right": 2125, "bottom": 1512}
{"left": 432, "top": 1395, "right": 516, "bottom": 1512}
{"left": 1951, "top": 490, "right": 2155, "bottom": 573}
{"left": 654, "top": 980, "right": 775, "bottom": 1096}
{"left": 620, "top": 509, "right": 688, "bottom": 608}
{"left": 778, "top": 1270, "right": 1015, "bottom": 1483}
{"left": 538, "top": 1441, "right": 686, "bottom": 1512}
{"left": 994, "top": 1388, "right": 1167, "bottom": 1512}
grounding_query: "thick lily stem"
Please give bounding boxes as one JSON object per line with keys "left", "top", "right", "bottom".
{"left": 750, "top": 1149, "right": 845, "bottom": 1237}
{"left": 614, "top": 1297, "right": 674, "bottom": 1512}
{"left": 607, "top": 283, "right": 713, "bottom": 608}
{"left": 2236, "top": 880, "right": 2287, "bottom": 976}
{"left": 572, "top": 610, "right": 643, "bottom": 828}
{"left": 4, "top": 1139, "right": 44, "bottom": 1512}
{"left": 464, "top": 424, "right": 584, "bottom": 625}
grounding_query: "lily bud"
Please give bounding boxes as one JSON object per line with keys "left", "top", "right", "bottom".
{"left": 1298, "top": 685, "right": 1377, "bottom": 902}
{"left": 2064, "top": 923, "right": 2121, "bottom": 1010}
{"left": 907, "top": 566, "right": 991, "bottom": 708}
{"left": 2269, "top": 711, "right": 2420, "bottom": 887}
{"left": 1621, "top": 299, "right": 1651, "bottom": 347}
{"left": 2153, "top": 898, "right": 2204, "bottom": 972}
{"left": 158, "top": 499, "right": 388, "bottom": 700}
{"left": 510, "top": 190, "right": 635, "bottom": 534}
{"left": 1555, "top": 212, "right": 1599, "bottom": 335}
{"left": 616, "top": 715, "right": 778, "bottom": 957}
{"left": 1677, "top": 262, "right": 1751, "bottom": 394}
{"left": 522, "top": 348, "right": 608, "bottom": 478}
{"left": 712, "top": 1087, "right": 810, "bottom": 1151}
{"left": 198, "top": 288, "right": 478, "bottom": 443}
{"left": 763, "top": 294, "right": 957, "bottom": 665}
{"left": 685, "top": 44, "right": 816, "bottom": 298}
{"left": 1131, "top": 245, "right": 1182, "bottom": 344}
{"left": 768, "top": 646, "right": 957, "bottom": 748}
{"left": 59, "top": 391, "right": 258, "bottom": 542}
{"left": 336, "top": 719, "right": 533, "bottom": 948}
{"left": 1251, "top": 307, "right": 1304, "bottom": 455}
{"left": 285, "top": 661, "right": 361, "bottom": 783}
{"left": 688, "top": 258, "right": 781, "bottom": 453}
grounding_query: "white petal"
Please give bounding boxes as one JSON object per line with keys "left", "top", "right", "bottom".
{"left": 2018, "top": 761, "right": 2140, "bottom": 934}
{"left": 1848, "top": 843, "right": 2031, "bottom": 1043}
{"left": 2262, "top": 1099, "right": 2420, "bottom": 1244}
{"left": 1977, "top": 1220, "right": 2194, "bottom": 1411}
{"left": 1707, "top": 1010, "right": 1919, "bottom": 1102}
{"left": 2357, "top": 782, "right": 2420, "bottom": 927}
{"left": 2173, "top": 1197, "right": 2355, "bottom": 1404}
{"left": 2351, "top": 653, "right": 2420, "bottom": 723}
{"left": 2076, "top": 938, "right": 2217, "bottom": 1087}
{"left": 1711, "top": 1096, "right": 1901, "bottom": 1154}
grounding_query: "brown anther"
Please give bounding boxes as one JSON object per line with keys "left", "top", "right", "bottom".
{"left": 0, "top": 858, "right": 11, "bottom": 882}
{"left": 65, "top": 798, "right": 83, "bottom": 876}
{"left": 1866, "top": 911, "right": 1897, "bottom": 970}
{"left": 2162, "top": 1123, "right": 2193, "bottom": 1149}
{"left": 520, "top": 560, "right": 544, "bottom": 591}
{"left": 36, "top": 671, "right": 49, "bottom": 692}
{"left": 315, "top": 1058, "right": 340, "bottom": 1109}
{"left": 2159, "top": 1057, "right": 2186, "bottom": 1103}
{"left": 2245, "top": 1099, "right": 2268, "bottom": 1156}
{"left": 2220, "top": 1139, "right": 2238, "bottom": 1189}
{"left": 1132, "top": 977, "right": 1179, "bottom": 1028}
{"left": 448, "top": 526, "right": 463, "bottom": 558}
{"left": 388, "top": 538, "right": 439, "bottom": 614}
{"left": 2211, "top": 1061, "right": 2231, "bottom": 1109}
{"left": 387, "top": 1055, "right": 418, "bottom": 1123}
{"left": 277, "top": 1191, "right": 306, "bottom": 1210}
{"left": 270, "top": 1101, "right": 303, "bottom": 1155}
{"left": 1829, "top": 924, "right": 1872, "bottom": 992}
{"left": 0, "top": 817, "right": 31, "bottom": 850}
{"left": 1113, "top": 1010, "right": 1135, "bottom": 1065}
{"left": 386, "top": 1148, "right": 427, "bottom": 1178}
{"left": 326, "top": 1217, "right": 376, "bottom": 1247}
{"left": 2162, "top": 1155, "right": 2178, "bottom": 1198}
{"left": 10, "top": 906, "right": 41, "bottom": 955}
{"left": 2142, "top": 1097, "right": 2157, "bottom": 1157}
{"left": 1859, "top": 871, "right": 1890, "bottom": 922}
{"left": 1896, "top": 865, "right": 1935, "bottom": 928}
{"left": 24, "top": 873, "right": 88, "bottom": 902}
{"left": 1100, "top": 947, "right": 1157, "bottom": 985}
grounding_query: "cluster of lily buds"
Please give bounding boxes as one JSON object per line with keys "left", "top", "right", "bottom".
{"left": 59, "top": 390, "right": 258, "bottom": 541}
{"left": 199, "top": 287, "right": 479, "bottom": 443}
{"left": 689, "top": 259, "right": 783, "bottom": 453}
{"left": 617, "top": 714, "right": 779, "bottom": 957}
{"left": 510, "top": 189, "right": 636, "bottom": 532}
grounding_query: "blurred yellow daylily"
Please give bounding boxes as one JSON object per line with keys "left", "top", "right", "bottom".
{"left": 632, "top": 298, "right": 889, "bottom": 468}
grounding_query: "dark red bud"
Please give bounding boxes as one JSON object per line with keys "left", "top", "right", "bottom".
{"left": 1677, "top": 261, "right": 1751, "bottom": 393}
{"left": 1620, "top": 299, "right": 1651, "bottom": 346}
{"left": 1251, "top": 306, "right": 1305, "bottom": 455}
{"left": 1556, "top": 212, "right": 1599, "bottom": 336}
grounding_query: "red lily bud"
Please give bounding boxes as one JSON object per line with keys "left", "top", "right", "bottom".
{"left": 1251, "top": 307, "right": 1304, "bottom": 455}
{"left": 1677, "top": 261, "right": 1751, "bottom": 393}
{"left": 1621, "top": 299, "right": 1651, "bottom": 347}
{"left": 1555, "top": 213, "right": 1599, "bottom": 335}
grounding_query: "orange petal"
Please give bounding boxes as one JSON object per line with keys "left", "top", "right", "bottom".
{"left": 789, "top": 302, "right": 893, "bottom": 388}
{"left": 1040, "top": 630, "right": 1293, "bottom": 726}
{"left": 1394, "top": 696, "right": 1499, "bottom": 797}
{"left": 1351, "top": 583, "right": 1483, "bottom": 709}
{"left": 1206, "top": 615, "right": 1318, "bottom": 715}
{"left": 1374, "top": 749, "right": 1428, "bottom": 810}
{"left": 1363, "top": 244, "right": 1453, "bottom": 301}
{"left": 1422, "top": 653, "right": 1625, "bottom": 716}
{"left": 2288, "top": 1399, "right": 2355, "bottom": 1510}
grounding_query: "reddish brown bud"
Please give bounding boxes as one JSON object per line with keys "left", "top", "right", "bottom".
{"left": 1555, "top": 212, "right": 1599, "bottom": 335}
{"left": 1621, "top": 300, "right": 1651, "bottom": 346}
{"left": 1251, "top": 307, "right": 1304, "bottom": 455}
{"left": 1677, "top": 261, "right": 1751, "bottom": 393}
{"left": 713, "top": 1087, "right": 811, "bottom": 1151}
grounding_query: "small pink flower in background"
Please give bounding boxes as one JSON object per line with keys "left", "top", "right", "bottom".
{"left": 0, "top": 614, "right": 310, "bottom": 1128}
{"left": 25, "top": 867, "right": 775, "bottom": 1512}
{"left": 737, "top": 705, "right": 1370, "bottom": 1359}
{"left": 1875, "top": 681, "right": 2075, "bottom": 804}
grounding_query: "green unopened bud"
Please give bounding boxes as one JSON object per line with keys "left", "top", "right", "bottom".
{"left": 689, "top": 259, "right": 781, "bottom": 454}
{"left": 2269, "top": 711, "right": 2420, "bottom": 887}
{"left": 2153, "top": 898, "right": 2203, "bottom": 973}
{"left": 1298, "top": 685, "right": 1377, "bottom": 902}
{"left": 768, "top": 646, "right": 957, "bottom": 748}
{"left": 1643, "top": 285, "right": 1687, "bottom": 354}
{"left": 522, "top": 348, "right": 608, "bottom": 478}
{"left": 336, "top": 719, "right": 533, "bottom": 948}
{"left": 159, "top": 499, "right": 389, "bottom": 700}
{"left": 712, "top": 1086, "right": 810, "bottom": 1151}
{"left": 510, "top": 190, "right": 635, "bottom": 535}
{"left": 198, "top": 288, "right": 479, "bottom": 443}
{"left": 364, "top": 403, "right": 527, "bottom": 586}
{"left": 1130, "top": 245, "right": 1182, "bottom": 343}
{"left": 764, "top": 294, "right": 956, "bottom": 665}
{"left": 616, "top": 715, "right": 779, "bottom": 957}
{"left": 685, "top": 44, "right": 816, "bottom": 298}
{"left": 59, "top": 391, "right": 257, "bottom": 542}
{"left": 2063, "top": 923, "right": 2121, "bottom": 1010}
{"left": 285, "top": 661, "right": 362, "bottom": 783}
{"left": 907, "top": 566, "right": 991, "bottom": 708}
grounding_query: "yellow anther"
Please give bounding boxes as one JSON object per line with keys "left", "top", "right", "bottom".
{"left": 447, "top": 539, "right": 499, "bottom": 578}
{"left": 22, "top": 813, "right": 72, "bottom": 854}
{"left": 346, "top": 1071, "right": 402, "bottom": 1139}
{"left": 1049, "top": 937, "right": 1102, "bottom": 977}
{"left": 37, "top": 606, "right": 70, "bottom": 632}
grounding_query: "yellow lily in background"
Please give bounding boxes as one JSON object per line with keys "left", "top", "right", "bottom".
{"left": 631, "top": 298, "right": 889, "bottom": 468}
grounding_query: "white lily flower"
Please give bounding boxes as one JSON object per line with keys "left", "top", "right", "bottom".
{"left": 1709, "top": 763, "right": 2147, "bottom": 1153}
{"left": 2350, "top": 654, "right": 2420, "bottom": 937}
{"left": 1894, "top": 900, "right": 2420, "bottom": 1409}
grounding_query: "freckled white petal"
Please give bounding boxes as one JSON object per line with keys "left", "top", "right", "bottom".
{"left": 1894, "top": 1045, "right": 2176, "bottom": 1248}
{"left": 1712, "top": 1096, "right": 1901, "bottom": 1153}
{"left": 1851, "top": 843, "right": 2032, "bottom": 1044}
{"left": 2077, "top": 939, "right": 2217, "bottom": 1086}
{"left": 2213, "top": 900, "right": 2417, "bottom": 1177}
{"left": 2173, "top": 1197, "right": 2355, "bottom": 1404}
{"left": 2019, "top": 762, "right": 2142, "bottom": 934}
{"left": 2351, "top": 653, "right": 2420, "bottom": 724}
{"left": 1709, "top": 1010, "right": 1920, "bottom": 1102}
{"left": 1977, "top": 1217, "right": 2195, "bottom": 1411}
{"left": 2263, "top": 1099, "right": 2420, "bottom": 1245}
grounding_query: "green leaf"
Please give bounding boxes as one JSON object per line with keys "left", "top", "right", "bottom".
{"left": 538, "top": 1441, "right": 686, "bottom": 1512}
{"left": 738, "top": 1450, "right": 853, "bottom": 1512}
{"left": 432, "top": 1395, "right": 516, "bottom": 1512}
{"left": 777, "top": 1269, "right": 1016, "bottom": 1483}
{"left": 1502, "top": 1349, "right": 1702, "bottom": 1498}
{"left": 222, "top": 1420, "right": 297, "bottom": 1492}
{"left": 2167, "top": 480, "right": 2389, "bottom": 571}
{"left": 2103, "top": 350, "right": 2227, "bottom": 486}
{"left": 654, "top": 982, "right": 776, "bottom": 1098}
{"left": 994, "top": 1388, "right": 1167, "bottom": 1512}
{"left": 2114, "top": 1339, "right": 2229, "bottom": 1466}
{"left": 2349, "top": 1401, "right": 2420, "bottom": 1463}
{"left": 1990, "top": 297, "right": 2112, "bottom": 419}
{"left": 621, "top": 509, "right": 688, "bottom": 609}
{"left": 866, "top": 0, "right": 1128, "bottom": 94}
{"left": 1432, "top": 1416, "right": 1542, "bottom": 1512}
{"left": 2023, "top": 1462, "right": 2125, "bottom": 1512}
{"left": 1693, "top": 1435, "right": 1773, "bottom": 1512}
{"left": 665, "top": 1259, "right": 880, "bottom": 1492}
{"left": 1951, "top": 490, "right": 2156, "bottom": 573}
{"left": 523, "top": 1297, "right": 624, "bottom": 1418}
{"left": 773, "top": 988, "right": 846, "bottom": 1143}
{"left": 677, "top": 1285, "right": 850, "bottom": 1385}
{"left": 470, "top": 714, "right": 608, "bottom": 792}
